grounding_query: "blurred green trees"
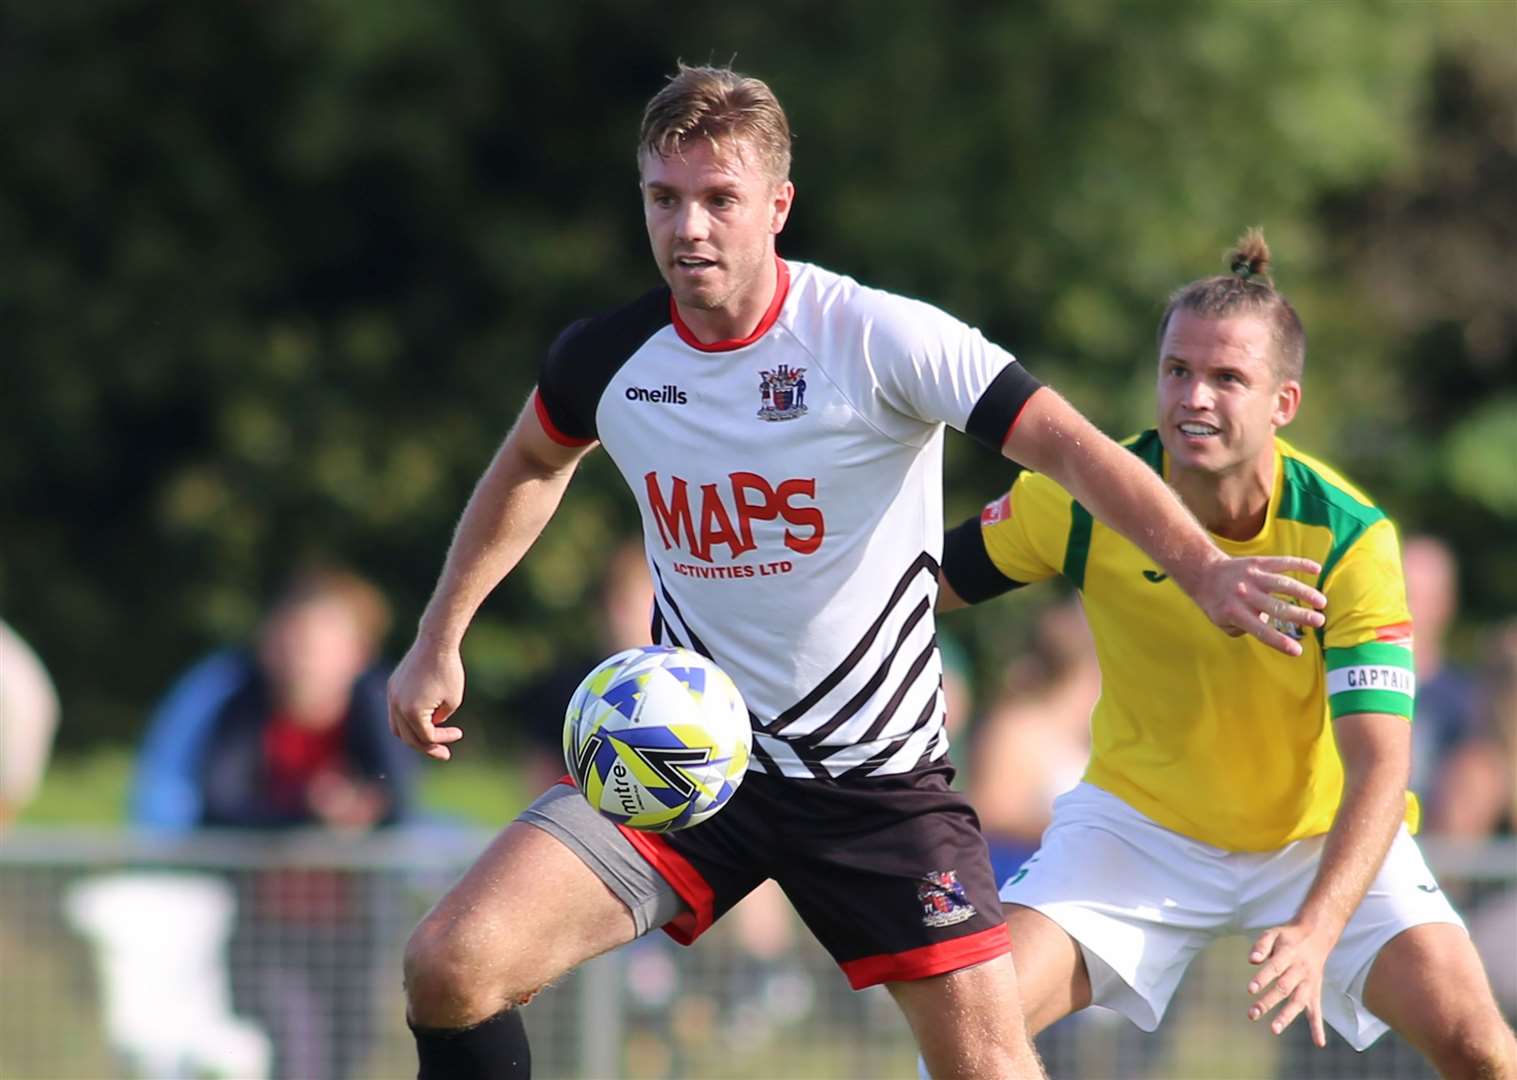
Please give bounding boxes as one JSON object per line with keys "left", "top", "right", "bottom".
{"left": 3, "top": 1, "right": 1512, "bottom": 745}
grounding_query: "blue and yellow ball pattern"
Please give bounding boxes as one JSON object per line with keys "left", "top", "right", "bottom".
{"left": 563, "top": 645, "right": 752, "bottom": 832}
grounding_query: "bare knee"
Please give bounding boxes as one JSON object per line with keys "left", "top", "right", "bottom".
{"left": 1423, "top": 1012, "right": 1517, "bottom": 1079}
{"left": 403, "top": 910, "right": 541, "bottom": 1028}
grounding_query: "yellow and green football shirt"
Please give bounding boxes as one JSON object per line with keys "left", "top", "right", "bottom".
{"left": 974, "top": 431, "right": 1416, "bottom": 852}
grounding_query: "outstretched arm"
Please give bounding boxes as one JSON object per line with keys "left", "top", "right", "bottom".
{"left": 1244, "top": 712, "right": 1410, "bottom": 1046}
{"left": 388, "top": 397, "right": 593, "bottom": 760}
{"left": 1004, "top": 389, "right": 1324, "bottom": 655}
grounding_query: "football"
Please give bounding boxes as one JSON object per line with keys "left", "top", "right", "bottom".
{"left": 563, "top": 645, "right": 752, "bottom": 832}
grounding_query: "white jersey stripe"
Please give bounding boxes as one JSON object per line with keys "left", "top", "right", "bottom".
{"left": 754, "top": 733, "right": 812, "bottom": 777}
{"left": 822, "top": 688, "right": 943, "bottom": 776}
{"left": 779, "top": 597, "right": 931, "bottom": 742}
{"left": 796, "top": 630, "right": 938, "bottom": 756}
{"left": 772, "top": 552, "right": 939, "bottom": 725}
{"left": 852, "top": 637, "right": 939, "bottom": 746}
{"left": 651, "top": 565, "right": 712, "bottom": 659}
{"left": 869, "top": 702, "right": 947, "bottom": 776}
{"left": 774, "top": 574, "right": 940, "bottom": 742}
{"left": 787, "top": 643, "right": 941, "bottom": 769}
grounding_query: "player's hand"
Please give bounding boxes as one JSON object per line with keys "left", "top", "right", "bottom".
{"left": 1246, "top": 919, "right": 1335, "bottom": 1047}
{"left": 1193, "top": 555, "right": 1325, "bottom": 657}
{"left": 387, "top": 637, "right": 467, "bottom": 761}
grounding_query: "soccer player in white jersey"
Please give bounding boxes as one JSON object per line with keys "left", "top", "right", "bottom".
{"left": 938, "top": 230, "right": 1517, "bottom": 1077}
{"left": 387, "top": 67, "right": 1325, "bottom": 1079}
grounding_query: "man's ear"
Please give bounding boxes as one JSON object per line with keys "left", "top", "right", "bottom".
{"left": 770, "top": 180, "right": 795, "bottom": 235}
{"left": 1273, "top": 378, "right": 1302, "bottom": 429}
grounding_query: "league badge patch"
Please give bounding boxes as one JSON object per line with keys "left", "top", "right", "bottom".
{"left": 1270, "top": 600, "right": 1307, "bottom": 641}
{"left": 918, "top": 869, "right": 976, "bottom": 928}
{"left": 757, "top": 364, "right": 807, "bottom": 421}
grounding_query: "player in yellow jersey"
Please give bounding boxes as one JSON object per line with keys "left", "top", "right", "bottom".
{"left": 940, "top": 230, "right": 1517, "bottom": 1076}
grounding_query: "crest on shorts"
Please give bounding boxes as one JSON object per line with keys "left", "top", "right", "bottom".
{"left": 757, "top": 365, "right": 808, "bottom": 421}
{"left": 918, "top": 869, "right": 976, "bottom": 928}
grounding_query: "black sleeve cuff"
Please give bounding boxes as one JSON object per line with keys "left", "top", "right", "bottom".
{"left": 942, "top": 514, "right": 1027, "bottom": 605}
{"left": 965, "top": 363, "right": 1044, "bottom": 453}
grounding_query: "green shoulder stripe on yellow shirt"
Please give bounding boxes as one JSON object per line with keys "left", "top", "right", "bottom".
{"left": 1277, "top": 454, "right": 1386, "bottom": 587}
{"left": 1128, "top": 429, "right": 1165, "bottom": 473}
{"left": 1063, "top": 503, "right": 1093, "bottom": 590}
{"left": 1062, "top": 431, "right": 1164, "bottom": 590}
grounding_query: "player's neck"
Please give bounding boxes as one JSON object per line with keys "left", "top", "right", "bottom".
{"left": 1171, "top": 454, "right": 1275, "bottom": 542}
{"left": 673, "top": 254, "right": 780, "bottom": 345}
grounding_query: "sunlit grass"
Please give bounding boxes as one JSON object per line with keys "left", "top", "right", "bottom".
{"left": 21, "top": 747, "right": 531, "bottom": 829}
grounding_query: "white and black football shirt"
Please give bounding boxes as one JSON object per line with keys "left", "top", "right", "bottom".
{"left": 536, "top": 259, "right": 1039, "bottom": 780}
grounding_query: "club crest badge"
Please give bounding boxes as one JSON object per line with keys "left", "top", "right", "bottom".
{"left": 757, "top": 365, "right": 807, "bottom": 421}
{"left": 918, "top": 869, "right": 976, "bottom": 928}
{"left": 980, "top": 494, "right": 1012, "bottom": 527}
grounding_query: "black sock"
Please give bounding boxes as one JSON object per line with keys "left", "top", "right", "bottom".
{"left": 411, "top": 1008, "right": 531, "bottom": 1080}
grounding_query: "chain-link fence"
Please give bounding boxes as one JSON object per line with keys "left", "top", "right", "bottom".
{"left": 1, "top": 828, "right": 1511, "bottom": 1079}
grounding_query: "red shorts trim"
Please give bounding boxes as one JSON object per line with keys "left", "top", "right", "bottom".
{"left": 614, "top": 826, "right": 716, "bottom": 945}
{"left": 532, "top": 388, "right": 595, "bottom": 447}
{"left": 839, "top": 923, "right": 1011, "bottom": 990}
{"left": 550, "top": 775, "right": 716, "bottom": 944}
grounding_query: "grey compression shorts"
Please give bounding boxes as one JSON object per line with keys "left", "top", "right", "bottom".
{"left": 518, "top": 784, "right": 686, "bottom": 936}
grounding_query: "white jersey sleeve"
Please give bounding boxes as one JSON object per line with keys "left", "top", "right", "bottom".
{"left": 785, "top": 271, "right": 1040, "bottom": 452}
{"left": 866, "top": 293, "right": 1018, "bottom": 431}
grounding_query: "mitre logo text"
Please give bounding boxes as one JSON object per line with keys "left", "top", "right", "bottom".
{"left": 625, "top": 384, "right": 687, "bottom": 405}
{"left": 644, "top": 471, "right": 825, "bottom": 569}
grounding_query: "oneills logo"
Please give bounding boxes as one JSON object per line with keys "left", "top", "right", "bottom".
{"left": 625, "top": 384, "right": 688, "bottom": 405}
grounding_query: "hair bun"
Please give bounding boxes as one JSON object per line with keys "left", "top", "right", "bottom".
{"left": 1226, "top": 226, "right": 1272, "bottom": 285}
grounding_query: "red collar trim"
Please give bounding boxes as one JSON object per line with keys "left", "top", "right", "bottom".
{"left": 670, "top": 257, "right": 790, "bottom": 352}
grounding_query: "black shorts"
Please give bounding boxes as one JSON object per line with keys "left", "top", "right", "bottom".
{"left": 606, "top": 761, "right": 1008, "bottom": 989}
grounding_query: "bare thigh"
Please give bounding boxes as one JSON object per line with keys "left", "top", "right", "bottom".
{"left": 405, "top": 820, "right": 642, "bottom": 1027}
{"left": 1004, "top": 903, "right": 1092, "bottom": 1036}
{"left": 1363, "top": 922, "right": 1517, "bottom": 1073}
{"left": 890, "top": 952, "right": 1046, "bottom": 1079}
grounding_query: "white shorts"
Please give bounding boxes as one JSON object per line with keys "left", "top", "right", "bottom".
{"left": 1000, "top": 783, "right": 1465, "bottom": 1050}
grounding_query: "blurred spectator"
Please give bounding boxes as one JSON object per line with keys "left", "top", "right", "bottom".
{"left": 130, "top": 566, "right": 414, "bottom": 1080}
{"left": 1277, "top": 619, "right": 1517, "bottom": 1077}
{"left": 1431, "top": 620, "right": 1517, "bottom": 840}
{"left": 1436, "top": 620, "right": 1517, "bottom": 1019}
{"left": 504, "top": 539, "right": 655, "bottom": 792}
{"left": 0, "top": 618, "right": 60, "bottom": 828}
{"left": 967, "top": 597, "right": 1099, "bottom": 887}
{"left": 938, "top": 631, "right": 976, "bottom": 742}
{"left": 1402, "top": 535, "right": 1482, "bottom": 806}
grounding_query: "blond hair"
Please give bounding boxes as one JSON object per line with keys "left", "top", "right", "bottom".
{"left": 639, "top": 63, "right": 792, "bottom": 183}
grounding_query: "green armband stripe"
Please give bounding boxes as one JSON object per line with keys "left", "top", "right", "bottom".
{"left": 1325, "top": 642, "right": 1413, "bottom": 671}
{"left": 1330, "top": 688, "right": 1415, "bottom": 720}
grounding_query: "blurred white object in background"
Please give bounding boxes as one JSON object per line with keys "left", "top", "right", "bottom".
{"left": 64, "top": 872, "right": 271, "bottom": 1079}
{"left": 0, "top": 618, "right": 60, "bottom": 828}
